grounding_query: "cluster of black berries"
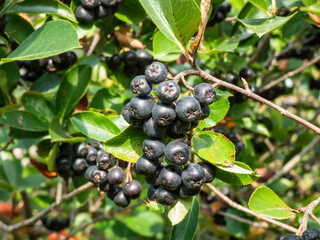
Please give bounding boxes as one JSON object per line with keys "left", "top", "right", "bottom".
{"left": 280, "top": 228, "right": 320, "bottom": 240}
{"left": 41, "top": 215, "right": 70, "bottom": 232}
{"left": 309, "top": 77, "right": 320, "bottom": 90}
{"left": 215, "top": 127, "right": 245, "bottom": 156}
{"left": 17, "top": 51, "right": 77, "bottom": 82}
{"left": 121, "top": 61, "right": 218, "bottom": 206}
{"left": 207, "top": 1, "right": 231, "bottom": 27}
{"left": 107, "top": 49, "right": 153, "bottom": 77}
{"left": 76, "top": 0, "right": 124, "bottom": 25}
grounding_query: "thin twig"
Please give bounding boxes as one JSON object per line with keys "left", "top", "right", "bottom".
{"left": 0, "top": 182, "right": 94, "bottom": 233}
{"left": 217, "top": 210, "right": 270, "bottom": 229}
{"left": 87, "top": 29, "right": 101, "bottom": 56}
{"left": 260, "top": 55, "right": 320, "bottom": 92}
{"left": 268, "top": 136, "right": 320, "bottom": 183}
{"left": 0, "top": 214, "right": 22, "bottom": 240}
{"left": 297, "top": 197, "right": 320, "bottom": 235}
{"left": 0, "top": 137, "right": 14, "bottom": 152}
{"left": 206, "top": 184, "right": 298, "bottom": 233}
{"left": 173, "top": 69, "right": 320, "bottom": 135}
{"left": 21, "top": 191, "right": 37, "bottom": 240}
{"left": 18, "top": 79, "right": 29, "bottom": 90}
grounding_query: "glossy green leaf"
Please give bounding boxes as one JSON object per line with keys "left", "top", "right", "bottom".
{"left": 301, "top": 3, "right": 320, "bottom": 15}
{"left": 2, "top": 20, "right": 81, "bottom": 62}
{"left": 115, "top": 0, "right": 145, "bottom": 24}
{"left": 89, "top": 88, "right": 124, "bottom": 114}
{"left": 153, "top": 31, "right": 181, "bottom": 61}
{"left": 21, "top": 91, "right": 55, "bottom": 122}
{"left": 216, "top": 161, "right": 259, "bottom": 186}
{"left": 197, "top": 89, "right": 232, "bottom": 130}
{"left": 0, "top": 151, "right": 22, "bottom": 187}
{"left": 168, "top": 197, "right": 193, "bottom": 225}
{"left": 47, "top": 142, "right": 59, "bottom": 171}
{"left": 139, "top": 0, "right": 201, "bottom": 52}
{"left": 5, "top": 14, "right": 34, "bottom": 44}
{"left": 121, "top": 211, "right": 163, "bottom": 237}
{"left": 70, "top": 111, "right": 120, "bottom": 142}
{"left": 104, "top": 125, "right": 147, "bottom": 163}
{"left": 56, "top": 65, "right": 91, "bottom": 119}
{"left": 193, "top": 131, "right": 235, "bottom": 166}
{"left": 30, "top": 73, "right": 62, "bottom": 95}
{"left": 9, "top": 128, "right": 47, "bottom": 139}
{"left": 203, "top": 35, "right": 240, "bottom": 53}
{"left": 0, "top": 0, "right": 20, "bottom": 18}
{"left": 9, "top": 0, "right": 77, "bottom": 22}
{"left": 0, "top": 110, "right": 48, "bottom": 131}
{"left": 249, "top": 186, "right": 296, "bottom": 219}
{"left": 248, "top": 0, "right": 271, "bottom": 14}
{"left": 236, "top": 13, "right": 298, "bottom": 37}
{"left": 170, "top": 197, "right": 199, "bottom": 240}
{"left": 235, "top": 117, "right": 270, "bottom": 137}
{"left": 17, "top": 174, "right": 46, "bottom": 191}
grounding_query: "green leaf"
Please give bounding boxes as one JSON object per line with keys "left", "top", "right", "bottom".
{"left": 0, "top": 110, "right": 48, "bottom": 132}
{"left": 249, "top": 186, "right": 296, "bottom": 219}
{"left": 197, "top": 89, "right": 232, "bottom": 130}
{"left": 248, "top": 0, "right": 271, "bottom": 14}
{"left": 2, "top": 20, "right": 81, "bottom": 62}
{"left": 21, "top": 91, "right": 55, "bottom": 122}
{"left": 216, "top": 161, "right": 259, "bottom": 186}
{"left": 121, "top": 211, "right": 163, "bottom": 237}
{"left": 139, "top": 0, "right": 201, "bottom": 53}
{"left": 17, "top": 174, "right": 46, "bottom": 191}
{"left": 301, "top": 3, "right": 320, "bottom": 15}
{"left": 5, "top": 14, "right": 34, "bottom": 44}
{"left": 50, "top": 116, "right": 85, "bottom": 142}
{"left": 56, "top": 65, "right": 91, "bottom": 119}
{"left": 104, "top": 125, "right": 147, "bottom": 163}
{"left": 30, "top": 72, "right": 62, "bottom": 95}
{"left": 115, "top": 0, "right": 145, "bottom": 24}
{"left": 47, "top": 142, "right": 59, "bottom": 171}
{"left": 8, "top": 0, "right": 77, "bottom": 22}
{"left": 193, "top": 131, "right": 235, "bottom": 166}
{"left": 153, "top": 31, "right": 181, "bottom": 61}
{"left": 170, "top": 197, "right": 199, "bottom": 240}
{"left": 203, "top": 35, "right": 240, "bottom": 53}
{"left": 70, "top": 111, "right": 120, "bottom": 142}
{"left": 89, "top": 88, "right": 124, "bottom": 114}
{"left": 9, "top": 128, "right": 47, "bottom": 139}
{"left": 236, "top": 13, "right": 298, "bottom": 37}
{"left": 0, "top": 0, "right": 20, "bottom": 18}
{"left": 168, "top": 197, "right": 193, "bottom": 225}
{"left": 234, "top": 117, "right": 270, "bottom": 137}
{"left": 0, "top": 151, "right": 22, "bottom": 187}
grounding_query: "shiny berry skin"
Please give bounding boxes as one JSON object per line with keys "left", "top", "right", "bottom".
{"left": 152, "top": 102, "right": 176, "bottom": 127}
{"left": 198, "top": 162, "right": 217, "bottom": 183}
{"left": 155, "top": 187, "right": 178, "bottom": 206}
{"left": 181, "top": 163, "right": 205, "bottom": 190}
{"left": 145, "top": 61, "right": 167, "bottom": 84}
{"left": 66, "top": 51, "right": 78, "bottom": 66}
{"left": 142, "top": 138, "right": 165, "bottom": 160}
{"left": 143, "top": 117, "right": 166, "bottom": 138}
{"left": 175, "top": 96, "right": 201, "bottom": 122}
{"left": 135, "top": 154, "right": 159, "bottom": 176}
{"left": 193, "top": 83, "right": 216, "bottom": 105}
{"left": 239, "top": 67, "right": 255, "bottom": 81}
{"left": 302, "top": 228, "right": 320, "bottom": 240}
{"left": 85, "top": 165, "right": 98, "bottom": 181}
{"left": 164, "top": 140, "right": 190, "bottom": 165}
{"left": 130, "top": 75, "right": 152, "bottom": 96}
{"left": 218, "top": 1, "right": 231, "bottom": 15}
{"left": 129, "top": 95, "right": 155, "bottom": 119}
{"left": 73, "top": 142, "right": 88, "bottom": 158}
{"left": 89, "top": 140, "right": 102, "bottom": 150}
{"left": 101, "top": 0, "right": 117, "bottom": 7}
{"left": 156, "top": 80, "right": 180, "bottom": 103}
{"left": 95, "top": 5, "right": 111, "bottom": 19}
{"left": 107, "top": 184, "right": 122, "bottom": 200}
{"left": 80, "top": 0, "right": 100, "bottom": 9}
{"left": 56, "top": 157, "right": 72, "bottom": 171}
{"left": 198, "top": 105, "right": 210, "bottom": 120}
{"left": 97, "top": 151, "right": 113, "bottom": 170}
{"left": 72, "top": 158, "right": 89, "bottom": 173}
{"left": 75, "top": 6, "right": 95, "bottom": 24}
{"left": 179, "top": 184, "right": 200, "bottom": 198}
{"left": 107, "top": 54, "right": 122, "bottom": 70}
{"left": 147, "top": 185, "right": 158, "bottom": 201}
{"left": 123, "top": 180, "right": 142, "bottom": 199}
{"left": 122, "top": 51, "right": 138, "bottom": 67}
{"left": 108, "top": 168, "right": 125, "bottom": 185}
{"left": 225, "top": 72, "right": 239, "bottom": 85}
{"left": 86, "top": 146, "right": 98, "bottom": 164}
{"left": 169, "top": 118, "right": 191, "bottom": 135}
{"left": 145, "top": 166, "right": 162, "bottom": 186}
{"left": 282, "top": 235, "right": 301, "bottom": 240}
{"left": 113, "top": 191, "right": 131, "bottom": 208}
{"left": 91, "top": 169, "right": 108, "bottom": 184}
{"left": 159, "top": 165, "right": 182, "bottom": 191}
{"left": 136, "top": 49, "right": 153, "bottom": 67}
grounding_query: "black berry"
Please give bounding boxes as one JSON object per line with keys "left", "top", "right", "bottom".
{"left": 122, "top": 51, "right": 138, "bottom": 67}
{"left": 142, "top": 138, "right": 165, "bottom": 160}
{"left": 74, "top": 142, "right": 88, "bottom": 158}
{"left": 129, "top": 95, "right": 155, "bottom": 119}
{"left": 175, "top": 96, "right": 201, "bottom": 122}
{"left": 198, "top": 162, "right": 217, "bottom": 183}
{"left": 179, "top": 184, "right": 200, "bottom": 198}
{"left": 145, "top": 61, "right": 167, "bottom": 84}
{"left": 164, "top": 140, "right": 190, "bottom": 165}
{"left": 181, "top": 163, "right": 205, "bottom": 190}
{"left": 143, "top": 117, "right": 166, "bottom": 138}
{"left": 80, "top": 0, "right": 99, "bottom": 9}
{"left": 108, "top": 168, "right": 125, "bottom": 185}
{"left": 156, "top": 187, "right": 178, "bottom": 206}
{"left": 97, "top": 151, "right": 113, "bottom": 170}
{"left": 107, "top": 54, "right": 122, "bottom": 70}
{"left": 130, "top": 75, "right": 152, "bottom": 96}
{"left": 159, "top": 165, "right": 182, "bottom": 191}
{"left": 156, "top": 80, "right": 180, "bottom": 103}
{"left": 72, "top": 158, "right": 89, "bottom": 173}
{"left": 239, "top": 67, "right": 255, "bottom": 81}
{"left": 302, "top": 228, "right": 320, "bottom": 240}
{"left": 152, "top": 101, "right": 176, "bottom": 127}
{"left": 75, "top": 5, "right": 95, "bottom": 24}
{"left": 193, "top": 83, "right": 216, "bottom": 105}
{"left": 86, "top": 146, "right": 98, "bottom": 164}
{"left": 136, "top": 49, "right": 153, "bottom": 67}
{"left": 113, "top": 191, "right": 131, "bottom": 208}
{"left": 123, "top": 180, "right": 142, "bottom": 199}
{"left": 135, "top": 154, "right": 159, "bottom": 176}
{"left": 282, "top": 235, "right": 302, "bottom": 240}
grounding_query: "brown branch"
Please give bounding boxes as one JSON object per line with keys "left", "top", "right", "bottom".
{"left": 0, "top": 182, "right": 94, "bottom": 234}
{"left": 268, "top": 136, "right": 320, "bottom": 183}
{"left": 87, "top": 29, "right": 101, "bottom": 56}
{"left": 206, "top": 184, "right": 298, "bottom": 233}
{"left": 0, "top": 137, "right": 14, "bottom": 152}
{"left": 173, "top": 69, "right": 320, "bottom": 135}
{"left": 190, "top": 0, "right": 211, "bottom": 58}
{"left": 260, "top": 55, "right": 320, "bottom": 92}
{"left": 297, "top": 197, "right": 320, "bottom": 235}
{"left": 21, "top": 191, "right": 37, "bottom": 240}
